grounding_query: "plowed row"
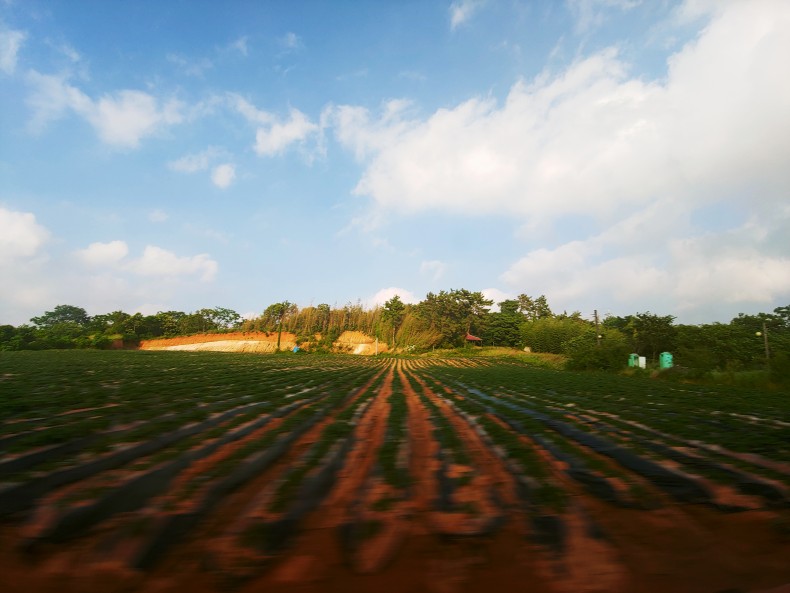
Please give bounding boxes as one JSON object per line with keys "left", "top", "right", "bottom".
{"left": 1, "top": 352, "right": 788, "bottom": 593}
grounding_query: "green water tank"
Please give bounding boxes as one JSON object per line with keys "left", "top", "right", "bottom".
{"left": 628, "top": 353, "right": 639, "bottom": 367}
{"left": 660, "top": 352, "right": 673, "bottom": 369}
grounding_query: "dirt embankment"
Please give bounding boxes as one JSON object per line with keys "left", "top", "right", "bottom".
{"left": 139, "top": 331, "right": 388, "bottom": 355}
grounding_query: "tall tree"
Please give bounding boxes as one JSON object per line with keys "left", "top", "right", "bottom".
{"left": 31, "top": 305, "right": 90, "bottom": 328}
{"left": 382, "top": 295, "right": 406, "bottom": 347}
{"left": 416, "top": 289, "right": 492, "bottom": 347}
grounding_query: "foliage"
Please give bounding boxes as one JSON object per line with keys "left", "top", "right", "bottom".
{"left": 381, "top": 295, "right": 406, "bottom": 347}
{"left": 483, "top": 299, "right": 524, "bottom": 348}
{"left": 415, "top": 289, "right": 493, "bottom": 347}
{"left": 520, "top": 316, "right": 589, "bottom": 354}
{"left": 3, "top": 297, "right": 789, "bottom": 384}
{"left": 563, "top": 328, "right": 631, "bottom": 371}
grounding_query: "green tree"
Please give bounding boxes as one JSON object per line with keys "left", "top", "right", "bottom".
{"left": 31, "top": 305, "right": 90, "bottom": 328}
{"left": 484, "top": 299, "right": 524, "bottom": 348}
{"left": 564, "top": 328, "right": 631, "bottom": 371}
{"left": 630, "top": 312, "right": 676, "bottom": 362}
{"left": 521, "top": 316, "right": 589, "bottom": 354}
{"left": 382, "top": 295, "right": 407, "bottom": 348}
{"left": 30, "top": 305, "right": 92, "bottom": 349}
{"left": 416, "top": 289, "right": 492, "bottom": 347}
{"left": 517, "top": 294, "right": 552, "bottom": 321}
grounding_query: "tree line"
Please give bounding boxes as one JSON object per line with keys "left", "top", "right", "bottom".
{"left": 1, "top": 294, "right": 788, "bottom": 379}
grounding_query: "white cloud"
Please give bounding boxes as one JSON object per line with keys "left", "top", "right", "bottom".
{"left": 482, "top": 288, "right": 515, "bottom": 309}
{"left": 450, "top": 0, "right": 485, "bottom": 30}
{"left": 230, "top": 36, "right": 249, "bottom": 56}
{"left": 254, "top": 107, "right": 318, "bottom": 156}
{"left": 167, "top": 53, "right": 213, "bottom": 77}
{"left": 0, "top": 27, "right": 26, "bottom": 74}
{"left": 230, "top": 96, "right": 320, "bottom": 157}
{"left": 279, "top": 32, "right": 302, "bottom": 51}
{"left": 148, "top": 209, "right": 169, "bottom": 223}
{"left": 0, "top": 206, "right": 49, "bottom": 262}
{"left": 419, "top": 260, "right": 447, "bottom": 281}
{"left": 340, "top": 2, "right": 790, "bottom": 225}
{"left": 25, "top": 71, "right": 184, "bottom": 147}
{"left": 230, "top": 94, "right": 275, "bottom": 125}
{"left": 326, "top": 100, "right": 415, "bottom": 161}
{"left": 87, "top": 91, "right": 183, "bottom": 147}
{"left": 76, "top": 240, "right": 129, "bottom": 266}
{"left": 368, "top": 287, "right": 419, "bottom": 308}
{"left": 211, "top": 163, "right": 236, "bottom": 189}
{"left": 168, "top": 147, "right": 221, "bottom": 173}
{"left": 567, "top": 0, "right": 642, "bottom": 33}
{"left": 129, "top": 245, "right": 217, "bottom": 282}
{"left": 501, "top": 208, "right": 790, "bottom": 322}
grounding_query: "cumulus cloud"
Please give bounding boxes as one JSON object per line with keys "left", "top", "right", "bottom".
{"left": 230, "top": 96, "right": 319, "bottom": 157}
{"left": 25, "top": 71, "right": 184, "bottom": 147}
{"left": 339, "top": 2, "right": 790, "bottom": 222}
{"left": 254, "top": 107, "right": 318, "bottom": 156}
{"left": 230, "top": 94, "right": 275, "bottom": 125}
{"left": 0, "top": 206, "right": 50, "bottom": 262}
{"left": 76, "top": 240, "right": 129, "bottom": 266}
{"left": 129, "top": 245, "right": 217, "bottom": 282}
{"left": 0, "top": 207, "right": 52, "bottom": 322}
{"left": 211, "top": 163, "right": 236, "bottom": 189}
{"left": 330, "top": 1, "right": 790, "bottom": 320}
{"left": 501, "top": 207, "right": 790, "bottom": 322}
{"left": 368, "top": 287, "right": 419, "bottom": 308}
{"left": 0, "top": 27, "right": 26, "bottom": 74}
{"left": 482, "top": 288, "right": 515, "bottom": 309}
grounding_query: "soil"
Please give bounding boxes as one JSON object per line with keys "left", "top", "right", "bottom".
{"left": 139, "top": 331, "right": 389, "bottom": 355}
{"left": 1, "top": 360, "right": 789, "bottom": 593}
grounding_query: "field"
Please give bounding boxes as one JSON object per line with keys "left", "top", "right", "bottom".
{"left": 1, "top": 350, "right": 789, "bottom": 593}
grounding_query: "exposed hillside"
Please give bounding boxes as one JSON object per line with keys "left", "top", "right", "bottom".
{"left": 139, "top": 331, "right": 389, "bottom": 355}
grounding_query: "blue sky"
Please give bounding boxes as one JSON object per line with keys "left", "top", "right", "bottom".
{"left": 1, "top": 0, "right": 789, "bottom": 326}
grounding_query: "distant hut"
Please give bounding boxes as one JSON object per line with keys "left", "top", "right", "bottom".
{"left": 465, "top": 333, "right": 483, "bottom": 346}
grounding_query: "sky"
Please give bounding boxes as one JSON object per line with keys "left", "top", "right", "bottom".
{"left": 1, "top": 0, "right": 789, "bottom": 326}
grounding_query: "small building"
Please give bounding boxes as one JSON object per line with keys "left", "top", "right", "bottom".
{"left": 465, "top": 333, "right": 483, "bottom": 346}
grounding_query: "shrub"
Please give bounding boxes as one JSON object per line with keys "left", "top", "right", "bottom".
{"left": 564, "top": 328, "right": 631, "bottom": 371}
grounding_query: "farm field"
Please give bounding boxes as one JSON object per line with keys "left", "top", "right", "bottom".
{"left": 1, "top": 350, "right": 789, "bottom": 593}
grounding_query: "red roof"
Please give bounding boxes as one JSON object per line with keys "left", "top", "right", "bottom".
{"left": 465, "top": 333, "right": 482, "bottom": 341}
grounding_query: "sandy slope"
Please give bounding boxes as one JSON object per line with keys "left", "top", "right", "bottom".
{"left": 139, "top": 331, "right": 388, "bottom": 355}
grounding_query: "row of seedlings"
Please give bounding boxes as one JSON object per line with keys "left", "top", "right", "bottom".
{"left": 546, "top": 402, "right": 790, "bottom": 509}
{"left": 208, "top": 368, "right": 390, "bottom": 580}
{"left": 0, "top": 356, "right": 333, "bottom": 477}
{"left": 482, "top": 375, "right": 790, "bottom": 509}
{"left": 401, "top": 368, "right": 504, "bottom": 535}
{"left": 340, "top": 368, "right": 413, "bottom": 574}
{"left": 440, "top": 375, "right": 716, "bottom": 508}
{"left": 417, "top": 372, "right": 568, "bottom": 555}
{"left": 19, "top": 387, "right": 327, "bottom": 548}
{"left": 111, "top": 361, "right": 388, "bottom": 572}
{"left": 463, "top": 382, "right": 665, "bottom": 510}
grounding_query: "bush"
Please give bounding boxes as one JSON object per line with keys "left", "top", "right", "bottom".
{"left": 564, "top": 328, "right": 631, "bottom": 371}
{"left": 769, "top": 352, "right": 790, "bottom": 385}
{"left": 521, "top": 317, "right": 588, "bottom": 354}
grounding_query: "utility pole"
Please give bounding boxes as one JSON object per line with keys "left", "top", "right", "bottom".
{"left": 756, "top": 322, "right": 770, "bottom": 366}
{"left": 594, "top": 309, "right": 601, "bottom": 347}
